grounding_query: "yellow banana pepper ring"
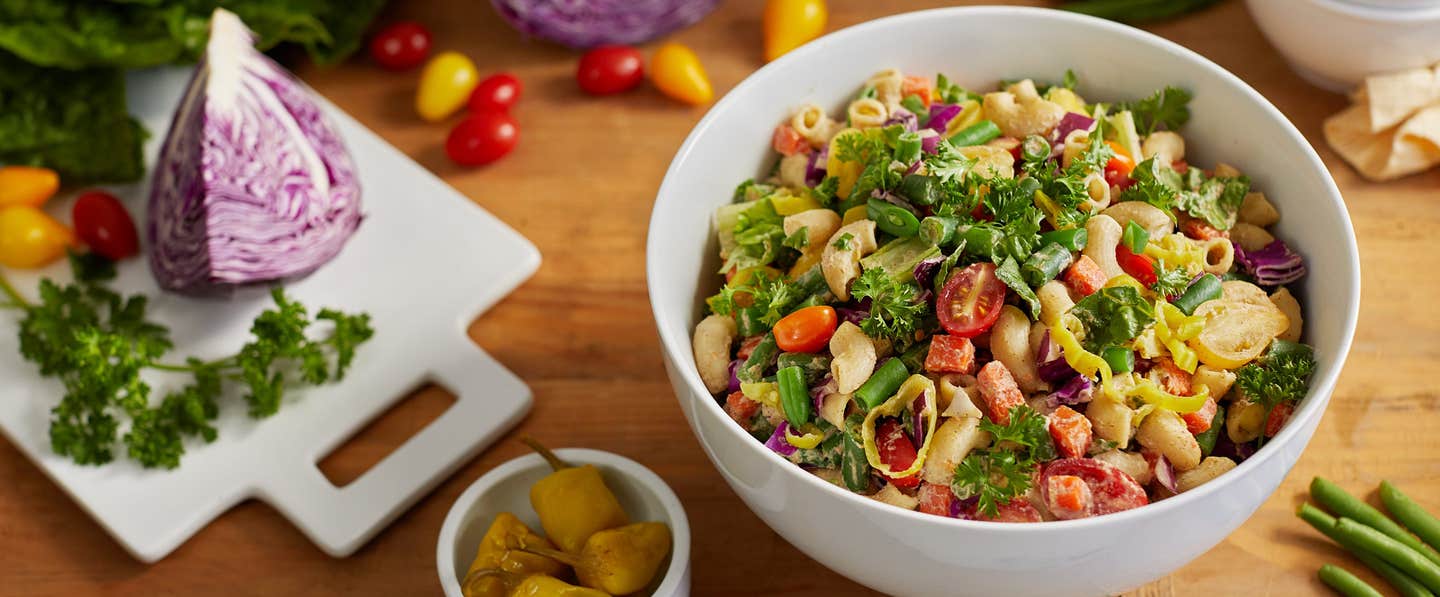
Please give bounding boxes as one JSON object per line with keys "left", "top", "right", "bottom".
{"left": 784, "top": 423, "right": 825, "bottom": 449}
{"left": 1152, "top": 300, "right": 1203, "bottom": 373}
{"left": 860, "top": 374, "right": 938, "bottom": 479}
{"left": 1144, "top": 234, "right": 1207, "bottom": 271}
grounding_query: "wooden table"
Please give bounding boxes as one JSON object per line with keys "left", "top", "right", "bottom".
{"left": 3, "top": 1, "right": 1437, "bottom": 595}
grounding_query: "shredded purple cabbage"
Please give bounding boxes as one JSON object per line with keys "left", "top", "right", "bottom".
{"left": 1036, "top": 329, "right": 1054, "bottom": 362}
{"left": 490, "top": 0, "right": 720, "bottom": 48}
{"left": 1038, "top": 358, "right": 1077, "bottom": 385}
{"left": 1233, "top": 239, "right": 1307, "bottom": 286}
{"left": 951, "top": 495, "right": 979, "bottom": 519}
{"left": 765, "top": 422, "right": 797, "bottom": 456}
{"left": 1045, "top": 375, "right": 1094, "bottom": 408}
{"left": 920, "top": 134, "right": 941, "bottom": 155}
{"left": 913, "top": 256, "right": 944, "bottom": 288}
{"left": 810, "top": 374, "right": 836, "bottom": 411}
{"left": 805, "top": 148, "right": 828, "bottom": 186}
{"left": 884, "top": 107, "right": 918, "bottom": 132}
{"left": 912, "top": 394, "right": 928, "bottom": 448}
{"left": 727, "top": 359, "right": 744, "bottom": 393}
{"left": 835, "top": 307, "right": 869, "bottom": 326}
{"left": 1053, "top": 112, "right": 1096, "bottom": 144}
{"left": 925, "top": 103, "right": 963, "bottom": 134}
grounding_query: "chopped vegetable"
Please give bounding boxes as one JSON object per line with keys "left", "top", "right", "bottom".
{"left": 849, "top": 268, "right": 929, "bottom": 347}
{"left": 651, "top": 42, "right": 713, "bottom": 105}
{"left": 491, "top": 0, "right": 719, "bottom": 48}
{"left": 1236, "top": 341, "right": 1317, "bottom": 409}
{"left": 148, "top": 10, "right": 363, "bottom": 295}
{"left": 952, "top": 404, "right": 1053, "bottom": 518}
{"left": 1068, "top": 286, "right": 1156, "bottom": 353}
{"left": 1234, "top": 239, "right": 1308, "bottom": 286}
{"left": 1114, "top": 85, "right": 1195, "bottom": 135}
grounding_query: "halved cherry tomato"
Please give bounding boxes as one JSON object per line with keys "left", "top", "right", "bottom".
{"left": 1182, "top": 397, "right": 1219, "bottom": 434}
{"left": 977, "top": 499, "right": 1043, "bottom": 523}
{"left": 0, "top": 205, "right": 73, "bottom": 269}
{"left": 1104, "top": 140, "right": 1135, "bottom": 178}
{"left": 0, "top": 166, "right": 60, "bottom": 208}
{"left": 1265, "top": 401, "right": 1294, "bottom": 437}
{"left": 577, "top": 46, "right": 644, "bottom": 95}
{"left": 468, "top": 72, "right": 522, "bottom": 113}
{"left": 1115, "top": 244, "right": 1159, "bottom": 286}
{"left": 1041, "top": 458, "right": 1148, "bottom": 519}
{"left": 369, "top": 21, "right": 432, "bottom": 70}
{"left": 917, "top": 482, "right": 955, "bottom": 517}
{"left": 651, "top": 42, "right": 713, "bottom": 105}
{"left": 977, "top": 361, "right": 1025, "bottom": 426}
{"left": 1151, "top": 356, "right": 1193, "bottom": 396}
{"left": 901, "top": 75, "right": 934, "bottom": 108}
{"left": 771, "top": 124, "right": 810, "bottom": 156}
{"left": 875, "top": 418, "right": 920, "bottom": 489}
{"left": 724, "top": 391, "right": 760, "bottom": 425}
{"left": 1046, "top": 474, "right": 1093, "bottom": 519}
{"left": 1048, "top": 405, "right": 1093, "bottom": 459}
{"left": 773, "top": 305, "right": 838, "bottom": 353}
{"left": 1064, "top": 255, "right": 1108, "bottom": 297}
{"left": 923, "top": 334, "right": 975, "bottom": 374}
{"left": 445, "top": 111, "right": 518, "bottom": 166}
{"left": 936, "top": 262, "right": 1006, "bottom": 338}
{"left": 72, "top": 190, "right": 139, "bottom": 260}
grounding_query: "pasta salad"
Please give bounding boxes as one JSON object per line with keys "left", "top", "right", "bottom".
{"left": 690, "top": 69, "right": 1316, "bottom": 522}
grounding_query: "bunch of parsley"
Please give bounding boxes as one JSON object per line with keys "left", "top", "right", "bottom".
{"left": 952, "top": 405, "right": 1057, "bottom": 518}
{"left": 3, "top": 255, "right": 373, "bottom": 469}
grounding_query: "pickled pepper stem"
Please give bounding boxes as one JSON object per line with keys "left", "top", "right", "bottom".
{"left": 0, "top": 271, "right": 29, "bottom": 309}
{"left": 521, "top": 436, "right": 572, "bottom": 471}
{"left": 519, "top": 545, "right": 581, "bottom": 567}
{"left": 461, "top": 569, "right": 512, "bottom": 593}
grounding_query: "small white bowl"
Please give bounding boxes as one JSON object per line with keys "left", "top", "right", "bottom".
{"left": 436, "top": 449, "right": 692, "bottom": 597}
{"left": 1248, "top": 0, "right": 1440, "bottom": 92}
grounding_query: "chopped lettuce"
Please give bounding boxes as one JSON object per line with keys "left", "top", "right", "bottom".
{"left": 1068, "top": 286, "right": 1157, "bottom": 352}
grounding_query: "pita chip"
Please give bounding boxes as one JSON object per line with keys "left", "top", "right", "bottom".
{"left": 1362, "top": 66, "right": 1440, "bottom": 133}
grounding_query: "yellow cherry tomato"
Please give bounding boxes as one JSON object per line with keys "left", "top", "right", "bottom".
{"left": 416, "top": 51, "right": 479, "bottom": 122}
{"left": 0, "top": 166, "right": 60, "bottom": 209}
{"left": 0, "top": 206, "right": 73, "bottom": 269}
{"left": 763, "top": 0, "right": 828, "bottom": 62}
{"left": 651, "top": 42, "right": 713, "bottom": 106}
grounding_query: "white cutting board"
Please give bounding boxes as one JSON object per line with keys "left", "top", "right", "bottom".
{"left": 0, "top": 67, "right": 540, "bottom": 562}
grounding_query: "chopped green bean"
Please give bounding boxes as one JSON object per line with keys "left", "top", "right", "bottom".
{"left": 1313, "top": 477, "right": 1440, "bottom": 567}
{"left": 958, "top": 225, "right": 1004, "bottom": 258}
{"left": 736, "top": 305, "right": 768, "bottom": 336}
{"left": 1299, "top": 503, "right": 1435, "bottom": 597}
{"left": 840, "top": 413, "right": 871, "bottom": 491}
{"left": 1319, "top": 564, "right": 1385, "bottom": 597}
{"left": 737, "top": 334, "right": 779, "bottom": 383}
{"left": 867, "top": 199, "right": 922, "bottom": 238}
{"left": 1022, "top": 242, "right": 1073, "bottom": 287}
{"left": 1173, "top": 273, "right": 1221, "bottom": 315}
{"left": 1101, "top": 346, "right": 1134, "bottom": 374}
{"left": 1336, "top": 517, "right": 1440, "bottom": 593}
{"left": 1021, "top": 135, "right": 1051, "bottom": 163}
{"left": 1122, "top": 220, "right": 1150, "bottom": 253}
{"left": 853, "top": 358, "right": 909, "bottom": 410}
{"left": 1383, "top": 481, "right": 1440, "bottom": 554}
{"left": 895, "top": 131, "right": 923, "bottom": 166}
{"left": 949, "top": 120, "right": 1001, "bottom": 147}
{"left": 898, "top": 174, "right": 941, "bottom": 206}
{"left": 1040, "top": 227, "right": 1088, "bottom": 251}
{"left": 777, "top": 352, "right": 832, "bottom": 386}
{"left": 899, "top": 340, "right": 931, "bottom": 373}
{"left": 777, "top": 366, "right": 812, "bottom": 427}
{"left": 919, "top": 216, "right": 960, "bottom": 247}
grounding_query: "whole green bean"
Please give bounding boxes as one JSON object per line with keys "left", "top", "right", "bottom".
{"left": 1383, "top": 481, "right": 1440, "bottom": 554}
{"left": 1319, "top": 564, "right": 1385, "bottom": 597}
{"left": 898, "top": 174, "right": 942, "bottom": 206}
{"left": 1299, "top": 503, "right": 1435, "bottom": 597}
{"left": 853, "top": 358, "right": 909, "bottom": 410}
{"left": 919, "top": 216, "right": 959, "bottom": 247}
{"left": 735, "top": 306, "right": 767, "bottom": 337}
{"left": 737, "top": 334, "right": 779, "bottom": 383}
{"left": 1336, "top": 517, "right": 1440, "bottom": 593}
{"left": 840, "top": 413, "right": 871, "bottom": 492}
{"left": 777, "top": 352, "right": 832, "bottom": 386}
{"left": 776, "top": 366, "right": 811, "bottom": 427}
{"left": 867, "top": 199, "right": 921, "bottom": 238}
{"left": 949, "top": 120, "right": 1001, "bottom": 147}
{"left": 1313, "top": 477, "right": 1440, "bottom": 567}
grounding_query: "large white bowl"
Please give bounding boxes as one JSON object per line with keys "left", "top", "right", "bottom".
{"left": 646, "top": 7, "right": 1360, "bottom": 597}
{"left": 1247, "top": 0, "right": 1440, "bottom": 92}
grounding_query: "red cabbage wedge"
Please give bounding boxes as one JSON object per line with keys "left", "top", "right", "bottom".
{"left": 149, "top": 8, "right": 362, "bottom": 295}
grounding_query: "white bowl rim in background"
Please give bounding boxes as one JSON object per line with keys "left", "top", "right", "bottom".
{"left": 646, "top": 4, "right": 1360, "bottom": 534}
{"left": 435, "top": 448, "right": 692, "bottom": 597}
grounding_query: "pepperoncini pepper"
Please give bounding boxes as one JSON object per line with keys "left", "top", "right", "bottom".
{"left": 523, "top": 438, "right": 629, "bottom": 554}
{"left": 506, "top": 575, "right": 609, "bottom": 597}
{"left": 462, "top": 513, "right": 567, "bottom": 597}
{"left": 521, "top": 522, "right": 673, "bottom": 596}
{"left": 860, "top": 374, "right": 938, "bottom": 479}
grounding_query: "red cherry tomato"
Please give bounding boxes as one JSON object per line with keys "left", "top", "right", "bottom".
{"left": 445, "top": 112, "right": 518, "bottom": 166}
{"left": 369, "top": 22, "right": 432, "bottom": 70}
{"left": 1041, "top": 458, "right": 1148, "bottom": 519}
{"left": 917, "top": 482, "right": 955, "bottom": 517}
{"left": 71, "top": 190, "right": 138, "bottom": 260}
{"left": 976, "top": 499, "right": 1043, "bottom": 523}
{"left": 1115, "top": 245, "right": 1159, "bottom": 286}
{"left": 936, "top": 262, "right": 1007, "bottom": 338}
{"left": 772, "top": 305, "right": 837, "bottom": 353}
{"left": 468, "top": 72, "right": 523, "bottom": 113}
{"left": 875, "top": 418, "right": 920, "bottom": 489}
{"left": 577, "top": 46, "right": 644, "bottom": 95}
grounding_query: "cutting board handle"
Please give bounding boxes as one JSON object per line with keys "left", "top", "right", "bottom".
{"left": 256, "top": 341, "right": 532, "bottom": 557}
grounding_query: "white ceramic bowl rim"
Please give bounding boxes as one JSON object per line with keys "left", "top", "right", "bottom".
{"left": 647, "top": 5, "right": 1359, "bottom": 533}
{"left": 1311, "top": 0, "right": 1440, "bottom": 20}
{"left": 435, "top": 448, "right": 692, "bottom": 596}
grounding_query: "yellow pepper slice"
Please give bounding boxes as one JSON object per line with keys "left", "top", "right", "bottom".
{"left": 860, "top": 375, "right": 938, "bottom": 479}
{"left": 771, "top": 189, "right": 822, "bottom": 215}
{"left": 841, "top": 204, "right": 869, "bottom": 225}
{"left": 1144, "top": 234, "right": 1206, "bottom": 272}
{"left": 943, "top": 100, "right": 983, "bottom": 139}
{"left": 1151, "top": 300, "right": 1204, "bottom": 373}
{"left": 740, "top": 382, "right": 780, "bottom": 409}
{"left": 784, "top": 423, "right": 825, "bottom": 449}
{"left": 827, "top": 129, "right": 867, "bottom": 198}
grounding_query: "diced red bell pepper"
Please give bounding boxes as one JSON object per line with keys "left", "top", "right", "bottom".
{"left": 917, "top": 482, "right": 955, "bottom": 517}
{"left": 1181, "top": 218, "right": 1228, "bottom": 241}
{"left": 1265, "top": 402, "right": 1294, "bottom": 437}
{"left": 724, "top": 391, "right": 760, "bottom": 425}
{"left": 772, "top": 124, "right": 810, "bottom": 156}
{"left": 1116, "top": 244, "right": 1159, "bottom": 286}
{"left": 736, "top": 335, "right": 764, "bottom": 360}
{"left": 1182, "top": 397, "right": 1219, "bottom": 434}
{"left": 1064, "top": 255, "right": 1108, "bottom": 297}
{"left": 1048, "top": 406, "right": 1094, "bottom": 459}
{"left": 876, "top": 419, "right": 921, "bottom": 489}
{"left": 924, "top": 335, "right": 976, "bottom": 374}
{"left": 978, "top": 499, "right": 1043, "bottom": 523}
{"left": 977, "top": 361, "right": 1026, "bottom": 426}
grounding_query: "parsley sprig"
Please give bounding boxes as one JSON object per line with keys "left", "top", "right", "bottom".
{"left": 952, "top": 405, "right": 1056, "bottom": 518}
{"left": 5, "top": 255, "right": 373, "bottom": 469}
{"left": 1236, "top": 343, "right": 1316, "bottom": 410}
{"left": 849, "top": 268, "right": 929, "bottom": 347}
{"left": 1116, "top": 85, "right": 1194, "bottom": 135}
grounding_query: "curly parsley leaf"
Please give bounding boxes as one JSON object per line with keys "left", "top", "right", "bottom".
{"left": 782, "top": 226, "right": 810, "bottom": 251}
{"left": 953, "top": 405, "right": 1056, "bottom": 517}
{"left": 849, "top": 267, "right": 929, "bottom": 347}
{"left": 1119, "top": 176, "right": 1178, "bottom": 215}
{"left": 1152, "top": 264, "right": 1192, "bottom": 298}
{"left": 1116, "top": 86, "right": 1193, "bottom": 135}
{"left": 925, "top": 140, "right": 978, "bottom": 184}
{"left": 705, "top": 270, "right": 803, "bottom": 328}
{"left": 1236, "top": 342, "right": 1316, "bottom": 409}
{"left": 1069, "top": 286, "right": 1157, "bottom": 353}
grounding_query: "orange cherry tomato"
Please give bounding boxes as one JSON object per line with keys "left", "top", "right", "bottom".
{"left": 0, "top": 166, "right": 60, "bottom": 208}
{"left": 1104, "top": 140, "right": 1135, "bottom": 178}
{"left": 772, "top": 305, "right": 837, "bottom": 353}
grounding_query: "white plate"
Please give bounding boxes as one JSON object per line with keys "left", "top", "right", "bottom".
{"left": 0, "top": 67, "right": 540, "bottom": 563}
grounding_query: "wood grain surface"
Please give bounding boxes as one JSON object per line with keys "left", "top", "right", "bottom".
{"left": 2, "top": 1, "right": 1437, "bottom": 595}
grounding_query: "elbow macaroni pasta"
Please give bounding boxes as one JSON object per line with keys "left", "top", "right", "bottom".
{"left": 847, "top": 98, "right": 888, "bottom": 129}
{"left": 1083, "top": 215, "right": 1126, "bottom": 279}
{"left": 791, "top": 103, "right": 840, "bottom": 148}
